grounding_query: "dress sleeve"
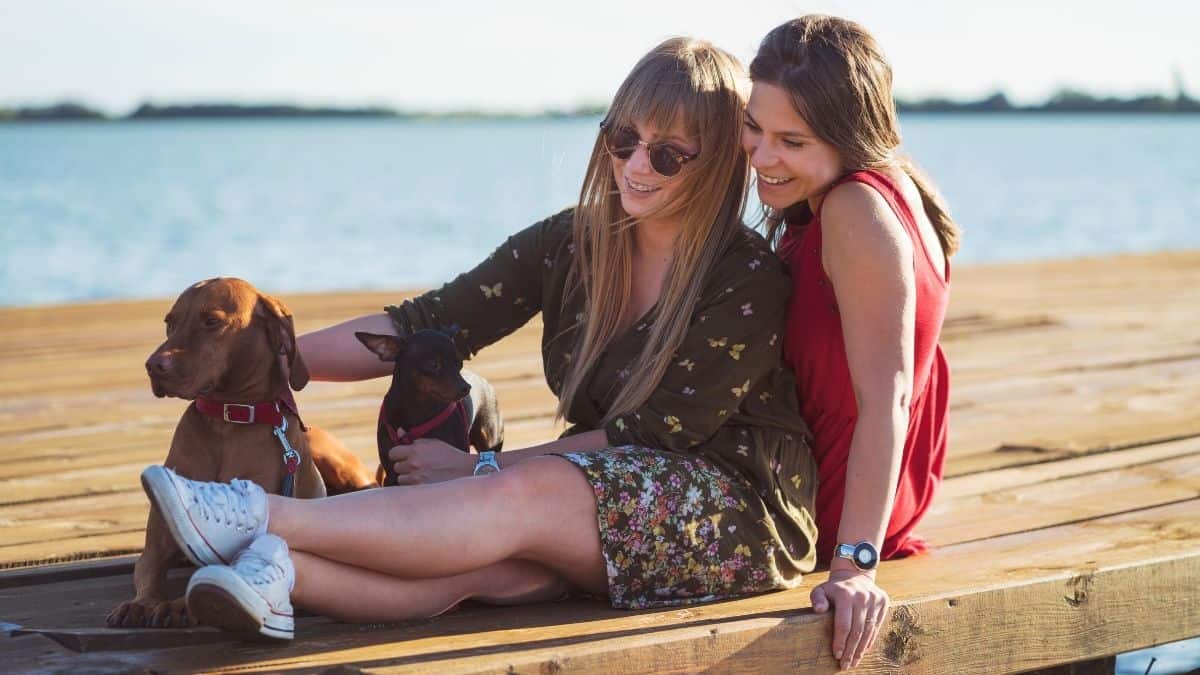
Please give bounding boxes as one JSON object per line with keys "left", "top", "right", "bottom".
{"left": 604, "top": 238, "right": 791, "bottom": 452}
{"left": 386, "top": 209, "right": 571, "bottom": 358}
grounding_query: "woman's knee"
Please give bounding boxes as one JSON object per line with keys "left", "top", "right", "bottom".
{"left": 482, "top": 459, "right": 607, "bottom": 593}
{"left": 491, "top": 456, "right": 594, "bottom": 514}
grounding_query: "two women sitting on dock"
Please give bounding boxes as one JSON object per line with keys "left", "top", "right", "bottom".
{"left": 138, "top": 15, "right": 954, "bottom": 672}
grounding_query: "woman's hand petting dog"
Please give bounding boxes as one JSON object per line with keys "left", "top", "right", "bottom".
{"left": 389, "top": 438, "right": 477, "bottom": 485}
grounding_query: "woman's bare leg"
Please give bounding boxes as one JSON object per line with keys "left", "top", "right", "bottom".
{"left": 267, "top": 455, "right": 607, "bottom": 593}
{"left": 290, "top": 551, "right": 570, "bottom": 623}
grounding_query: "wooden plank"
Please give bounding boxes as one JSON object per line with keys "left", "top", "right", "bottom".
{"left": 0, "top": 555, "right": 136, "bottom": 589}
{"left": 938, "top": 434, "right": 1200, "bottom": 499}
{"left": 1, "top": 499, "right": 1195, "bottom": 673}
{"left": 918, "top": 450, "right": 1200, "bottom": 545}
{"left": 0, "top": 532, "right": 143, "bottom": 569}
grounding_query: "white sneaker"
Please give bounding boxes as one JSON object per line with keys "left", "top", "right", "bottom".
{"left": 186, "top": 534, "right": 296, "bottom": 641}
{"left": 141, "top": 465, "right": 268, "bottom": 566}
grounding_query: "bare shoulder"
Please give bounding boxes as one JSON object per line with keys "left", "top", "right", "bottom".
{"left": 821, "top": 181, "right": 909, "bottom": 260}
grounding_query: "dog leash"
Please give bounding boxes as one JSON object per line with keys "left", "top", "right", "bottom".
{"left": 194, "top": 397, "right": 302, "bottom": 498}
{"left": 272, "top": 416, "right": 301, "bottom": 498}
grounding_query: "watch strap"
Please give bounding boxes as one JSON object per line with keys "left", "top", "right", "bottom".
{"left": 473, "top": 450, "right": 501, "bottom": 476}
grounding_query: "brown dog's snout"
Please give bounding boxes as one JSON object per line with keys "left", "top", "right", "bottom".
{"left": 146, "top": 351, "right": 177, "bottom": 378}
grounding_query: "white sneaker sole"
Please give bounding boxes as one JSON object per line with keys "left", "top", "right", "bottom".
{"left": 187, "top": 566, "right": 294, "bottom": 641}
{"left": 141, "top": 465, "right": 240, "bottom": 567}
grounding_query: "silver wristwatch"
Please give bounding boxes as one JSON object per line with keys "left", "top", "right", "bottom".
{"left": 835, "top": 541, "right": 879, "bottom": 571}
{"left": 473, "top": 450, "right": 500, "bottom": 476}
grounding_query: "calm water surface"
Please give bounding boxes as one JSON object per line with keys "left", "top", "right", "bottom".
{"left": 1, "top": 114, "right": 1198, "bottom": 307}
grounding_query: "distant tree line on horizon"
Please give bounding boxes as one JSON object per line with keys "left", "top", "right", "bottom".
{"left": 3, "top": 89, "right": 1198, "bottom": 121}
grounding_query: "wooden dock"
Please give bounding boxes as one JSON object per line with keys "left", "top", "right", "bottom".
{"left": 2, "top": 251, "right": 1198, "bottom": 673}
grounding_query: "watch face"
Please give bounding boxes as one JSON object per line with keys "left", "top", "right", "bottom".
{"left": 853, "top": 542, "right": 879, "bottom": 569}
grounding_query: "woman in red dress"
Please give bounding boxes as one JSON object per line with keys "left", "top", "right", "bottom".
{"left": 742, "top": 15, "right": 960, "bottom": 670}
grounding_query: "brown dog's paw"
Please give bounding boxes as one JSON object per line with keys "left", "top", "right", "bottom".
{"left": 106, "top": 597, "right": 192, "bottom": 628}
{"left": 149, "top": 597, "right": 193, "bottom": 628}
{"left": 107, "top": 599, "right": 146, "bottom": 627}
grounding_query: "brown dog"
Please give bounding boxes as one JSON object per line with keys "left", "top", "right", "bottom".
{"left": 106, "top": 277, "right": 375, "bottom": 628}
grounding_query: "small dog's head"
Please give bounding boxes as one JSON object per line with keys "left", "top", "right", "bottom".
{"left": 355, "top": 326, "right": 469, "bottom": 404}
{"left": 145, "top": 277, "right": 309, "bottom": 399}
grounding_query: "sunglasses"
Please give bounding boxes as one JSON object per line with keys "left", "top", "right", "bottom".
{"left": 600, "top": 121, "right": 698, "bottom": 178}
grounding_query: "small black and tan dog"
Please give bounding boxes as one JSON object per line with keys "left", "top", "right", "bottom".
{"left": 355, "top": 327, "right": 503, "bottom": 485}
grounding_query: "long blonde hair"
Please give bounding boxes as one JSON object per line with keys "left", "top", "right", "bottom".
{"left": 556, "top": 37, "right": 750, "bottom": 424}
{"left": 751, "top": 15, "right": 961, "bottom": 257}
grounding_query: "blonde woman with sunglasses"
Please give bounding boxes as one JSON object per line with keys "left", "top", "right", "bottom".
{"left": 136, "top": 37, "right": 820, "bottom": 640}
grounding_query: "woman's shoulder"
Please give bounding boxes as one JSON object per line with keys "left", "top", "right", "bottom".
{"left": 820, "top": 181, "right": 909, "bottom": 254}
{"left": 529, "top": 206, "right": 575, "bottom": 240}
{"left": 506, "top": 206, "right": 576, "bottom": 263}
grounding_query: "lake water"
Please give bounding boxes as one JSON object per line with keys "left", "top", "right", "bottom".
{"left": 1, "top": 115, "right": 1198, "bottom": 307}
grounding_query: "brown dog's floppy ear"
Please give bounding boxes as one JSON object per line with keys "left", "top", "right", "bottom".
{"left": 257, "top": 292, "right": 310, "bottom": 391}
{"left": 355, "top": 331, "right": 406, "bottom": 362}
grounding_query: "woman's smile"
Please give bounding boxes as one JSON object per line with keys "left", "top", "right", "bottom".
{"left": 624, "top": 175, "right": 661, "bottom": 194}
{"left": 757, "top": 173, "right": 793, "bottom": 185}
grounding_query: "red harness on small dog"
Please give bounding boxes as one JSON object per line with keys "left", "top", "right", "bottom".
{"left": 379, "top": 400, "right": 469, "bottom": 447}
{"left": 194, "top": 390, "right": 306, "bottom": 497}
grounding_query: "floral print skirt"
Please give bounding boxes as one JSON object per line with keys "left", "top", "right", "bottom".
{"left": 558, "top": 446, "right": 799, "bottom": 610}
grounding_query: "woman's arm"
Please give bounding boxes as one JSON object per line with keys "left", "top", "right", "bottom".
{"left": 816, "top": 181, "right": 916, "bottom": 669}
{"left": 500, "top": 429, "right": 610, "bottom": 465}
{"left": 389, "top": 430, "right": 609, "bottom": 484}
{"left": 297, "top": 210, "right": 573, "bottom": 383}
{"left": 298, "top": 313, "right": 397, "bottom": 382}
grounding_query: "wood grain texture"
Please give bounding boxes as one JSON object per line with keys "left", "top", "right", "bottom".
{"left": 1, "top": 251, "right": 1198, "bottom": 672}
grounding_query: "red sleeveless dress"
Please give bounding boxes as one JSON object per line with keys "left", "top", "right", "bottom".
{"left": 779, "top": 169, "right": 951, "bottom": 564}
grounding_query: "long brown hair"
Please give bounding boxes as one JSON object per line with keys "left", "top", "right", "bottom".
{"left": 750, "top": 15, "right": 960, "bottom": 256}
{"left": 556, "top": 37, "right": 750, "bottom": 424}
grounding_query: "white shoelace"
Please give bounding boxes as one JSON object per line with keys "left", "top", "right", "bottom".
{"left": 233, "top": 549, "right": 287, "bottom": 589}
{"left": 187, "top": 479, "right": 259, "bottom": 532}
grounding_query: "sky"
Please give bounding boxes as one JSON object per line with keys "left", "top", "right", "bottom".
{"left": 3, "top": 0, "right": 1198, "bottom": 114}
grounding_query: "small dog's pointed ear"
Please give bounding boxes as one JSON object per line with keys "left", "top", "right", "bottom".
{"left": 257, "top": 292, "right": 309, "bottom": 391}
{"left": 440, "top": 324, "right": 468, "bottom": 360}
{"left": 354, "top": 331, "right": 406, "bottom": 362}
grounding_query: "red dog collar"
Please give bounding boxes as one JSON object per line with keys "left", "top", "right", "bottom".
{"left": 195, "top": 398, "right": 285, "bottom": 426}
{"left": 194, "top": 390, "right": 306, "bottom": 430}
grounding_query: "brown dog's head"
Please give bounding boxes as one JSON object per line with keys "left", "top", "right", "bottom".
{"left": 145, "top": 278, "right": 310, "bottom": 400}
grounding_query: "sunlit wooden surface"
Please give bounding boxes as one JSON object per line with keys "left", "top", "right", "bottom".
{"left": 1, "top": 251, "right": 1197, "bottom": 672}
